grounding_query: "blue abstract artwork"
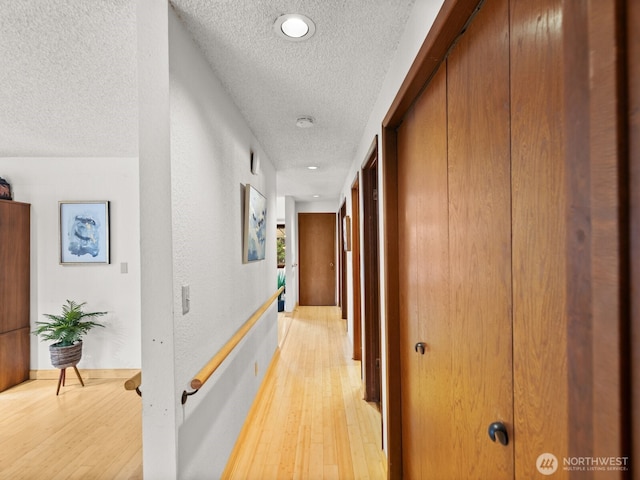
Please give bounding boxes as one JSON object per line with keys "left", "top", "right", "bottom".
{"left": 59, "top": 201, "right": 110, "bottom": 264}
{"left": 244, "top": 185, "right": 267, "bottom": 262}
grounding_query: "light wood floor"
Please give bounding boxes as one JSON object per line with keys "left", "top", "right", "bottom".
{"left": 224, "top": 306, "right": 386, "bottom": 480}
{"left": 0, "top": 306, "right": 383, "bottom": 479}
{"left": 0, "top": 374, "right": 142, "bottom": 479}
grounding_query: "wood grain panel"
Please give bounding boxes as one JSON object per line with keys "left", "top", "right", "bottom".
{"left": 224, "top": 307, "right": 385, "bottom": 479}
{"left": 629, "top": 0, "right": 640, "bottom": 475}
{"left": 0, "top": 328, "right": 30, "bottom": 392}
{"left": 447, "top": 0, "right": 513, "bottom": 477}
{"left": 0, "top": 200, "right": 30, "bottom": 334}
{"left": 510, "top": 0, "right": 569, "bottom": 476}
{"left": 586, "top": 1, "right": 628, "bottom": 476}
{"left": 299, "top": 213, "right": 336, "bottom": 306}
{"left": 397, "top": 63, "right": 450, "bottom": 479}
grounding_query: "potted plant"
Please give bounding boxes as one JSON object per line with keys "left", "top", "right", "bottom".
{"left": 277, "top": 270, "right": 286, "bottom": 312}
{"left": 33, "top": 300, "right": 106, "bottom": 370}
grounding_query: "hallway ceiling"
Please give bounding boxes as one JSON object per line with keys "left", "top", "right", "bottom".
{"left": 170, "top": 0, "right": 417, "bottom": 201}
{"left": 1, "top": 0, "right": 417, "bottom": 202}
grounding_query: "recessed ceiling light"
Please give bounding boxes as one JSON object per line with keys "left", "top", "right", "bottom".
{"left": 307, "top": 166, "right": 318, "bottom": 170}
{"left": 313, "top": 195, "right": 320, "bottom": 198}
{"left": 274, "top": 14, "right": 316, "bottom": 41}
{"left": 296, "top": 116, "right": 315, "bottom": 128}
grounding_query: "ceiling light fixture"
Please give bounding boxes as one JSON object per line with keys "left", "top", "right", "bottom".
{"left": 307, "top": 166, "right": 318, "bottom": 170}
{"left": 274, "top": 14, "right": 316, "bottom": 41}
{"left": 296, "top": 116, "right": 315, "bottom": 128}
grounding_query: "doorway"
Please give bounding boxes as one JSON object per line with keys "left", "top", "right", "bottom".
{"left": 298, "top": 213, "right": 336, "bottom": 306}
{"left": 361, "top": 139, "right": 381, "bottom": 404}
{"left": 339, "top": 201, "right": 348, "bottom": 320}
{"left": 351, "top": 175, "right": 362, "bottom": 361}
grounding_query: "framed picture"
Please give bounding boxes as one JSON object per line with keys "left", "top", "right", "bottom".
{"left": 243, "top": 184, "right": 267, "bottom": 263}
{"left": 59, "top": 201, "right": 110, "bottom": 264}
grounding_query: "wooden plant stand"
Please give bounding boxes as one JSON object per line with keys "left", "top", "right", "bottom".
{"left": 56, "top": 366, "right": 85, "bottom": 396}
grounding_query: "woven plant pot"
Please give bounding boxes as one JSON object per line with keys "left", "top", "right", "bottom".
{"left": 49, "top": 341, "right": 83, "bottom": 369}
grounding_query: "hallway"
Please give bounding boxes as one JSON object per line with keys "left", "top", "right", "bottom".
{"left": 224, "top": 306, "right": 385, "bottom": 479}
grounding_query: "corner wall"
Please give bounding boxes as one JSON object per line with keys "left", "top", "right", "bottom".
{"left": 0, "top": 158, "right": 141, "bottom": 370}
{"left": 169, "top": 8, "right": 278, "bottom": 478}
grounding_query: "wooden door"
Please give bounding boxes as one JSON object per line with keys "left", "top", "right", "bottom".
{"left": 298, "top": 213, "right": 336, "bottom": 306}
{"left": 397, "top": 64, "right": 450, "bottom": 478}
{"left": 447, "top": 0, "right": 513, "bottom": 474}
{"left": 396, "top": 0, "right": 513, "bottom": 476}
{"left": 362, "top": 150, "right": 381, "bottom": 404}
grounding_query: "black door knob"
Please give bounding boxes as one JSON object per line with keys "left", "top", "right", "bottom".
{"left": 415, "top": 342, "right": 426, "bottom": 355}
{"left": 488, "top": 422, "right": 509, "bottom": 446}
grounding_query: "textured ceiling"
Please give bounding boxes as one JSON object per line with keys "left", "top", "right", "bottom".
{"left": 0, "top": 0, "right": 139, "bottom": 158}
{"left": 1, "top": 0, "right": 417, "bottom": 201}
{"left": 170, "top": 0, "right": 417, "bottom": 201}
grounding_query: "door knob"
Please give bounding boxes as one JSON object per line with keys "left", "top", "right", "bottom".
{"left": 414, "top": 342, "right": 426, "bottom": 355}
{"left": 488, "top": 422, "right": 509, "bottom": 446}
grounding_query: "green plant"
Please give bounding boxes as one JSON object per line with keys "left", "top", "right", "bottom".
{"left": 277, "top": 270, "right": 286, "bottom": 296}
{"left": 33, "top": 300, "right": 106, "bottom": 347}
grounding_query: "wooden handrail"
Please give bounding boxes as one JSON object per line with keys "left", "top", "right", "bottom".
{"left": 124, "top": 371, "right": 142, "bottom": 397}
{"left": 182, "top": 287, "right": 284, "bottom": 404}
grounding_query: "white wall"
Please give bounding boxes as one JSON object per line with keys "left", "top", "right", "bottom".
{"left": 168, "top": 7, "right": 278, "bottom": 479}
{"left": 0, "top": 158, "right": 141, "bottom": 370}
{"left": 339, "top": 0, "right": 445, "bottom": 459}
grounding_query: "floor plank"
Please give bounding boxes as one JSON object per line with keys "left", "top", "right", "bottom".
{"left": 224, "top": 306, "right": 386, "bottom": 480}
{"left": 0, "top": 377, "right": 142, "bottom": 479}
{"left": 1, "top": 307, "right": 384, "bottom": 479}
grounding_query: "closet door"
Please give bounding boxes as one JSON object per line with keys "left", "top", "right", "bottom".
{"left": 397, "top": 64, "right": 450, "bottom": 478}
{"left": 446, "top": 0, "right": 513, "bottom": 474}
{"left": 396, "top": 0, "right": 513, "bottom": 476}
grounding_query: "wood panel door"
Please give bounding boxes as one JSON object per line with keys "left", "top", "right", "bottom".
{"left": 397, "top": 64, "right": 451, "bottom": 478}
{"left": 396, "top": 0, "right": 513, "bottom": 477}
{"left": 298, "top": 213, "right": 336, "bottom": 306}
{"left": 446, "top": 0, "right": 513, "bottom": 475}
{"left": 362, "top": 150, "right": 381, "bottom": 404}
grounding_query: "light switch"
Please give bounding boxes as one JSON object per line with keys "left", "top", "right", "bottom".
{"left": 182, "top": 285, "right": 190, "bottom": 314}
{"left": 120, "top": 262, "right": 128, "bottom": 274}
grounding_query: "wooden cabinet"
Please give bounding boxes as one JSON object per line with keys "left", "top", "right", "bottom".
{"left": 0, "top": 199, "right": 30, "bottom": 392}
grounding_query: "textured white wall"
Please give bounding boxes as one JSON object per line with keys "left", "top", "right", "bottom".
{"left": 168, "top": 8, "right": 278, "bottom": 479}
{"left": 0, "top": 158, "right": 141, "bottom": 370}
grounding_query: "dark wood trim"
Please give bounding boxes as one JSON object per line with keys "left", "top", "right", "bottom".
{"left": 383, "top": 0, "right": 485, "bottom": 128}
{"left": 339, "top": 201, "right": 348, "bottom": 320}
{"left": 381, "top": 126, "right": 401, "bottom": 479}
{"left": 562, "top": 0, "right": 594, "bottom": 463}
{"left": 351, "top": 175, "right": 363, "bottom": 362}
{"left": 362, "top": 137, "right": 381, "bottom": 405}
{"left": 629, "top": 0, "right": 640, "bottom": 473}
{"left": 564, "top": 0, "right": 631, "bottom": 472}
